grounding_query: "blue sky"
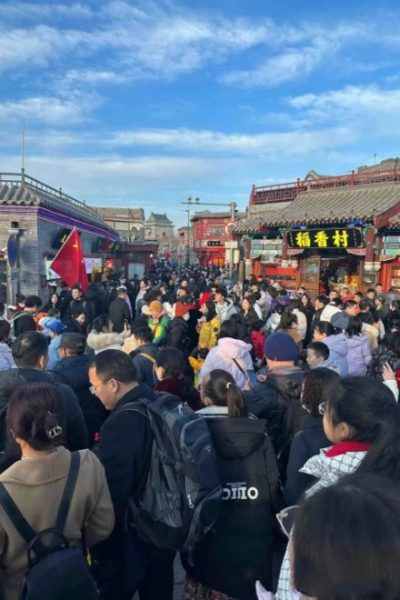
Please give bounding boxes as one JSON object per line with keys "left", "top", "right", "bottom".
{"left": 1, "top": 0, "right": 400, "bottom": 227}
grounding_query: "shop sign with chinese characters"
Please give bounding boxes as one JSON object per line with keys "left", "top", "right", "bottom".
{"left": 287, "top": 228, "right": 363, "bottom": 250}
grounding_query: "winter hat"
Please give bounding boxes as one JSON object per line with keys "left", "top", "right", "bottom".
{"left": 174, "top": 302, "right": 190, "bottom": 318}
{"left": 46, "top": 319, "right": 66, "bottom": 335}
{"left": 198, "top": 292, "right": 213, "bottom": 307}
{"left": 149, "top": 300, "right": 162, "bottom": 313}
{"left": 264, "top": 332, "right": 299, "bottom": 361}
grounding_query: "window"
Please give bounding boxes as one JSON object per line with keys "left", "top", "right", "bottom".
{"left": 208, "top": 226, "right": 223, "bottom": 236}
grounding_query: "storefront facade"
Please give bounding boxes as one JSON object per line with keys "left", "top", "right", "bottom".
{"left": 234, "top": 182, "right": 400, "bottom": 294}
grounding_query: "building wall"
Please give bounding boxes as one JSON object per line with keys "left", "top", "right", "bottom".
{"left": 192, "top": 215, "right": 231, "bottom": 266}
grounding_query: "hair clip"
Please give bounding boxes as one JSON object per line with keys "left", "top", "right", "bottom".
{"left": 47, "top": 425, "right": 63, "bottom": 439}
{"left": 226, "top": 382, "right": 232, "bottom": 390}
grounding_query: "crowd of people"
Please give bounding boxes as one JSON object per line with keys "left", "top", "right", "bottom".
{"left": 0, "top": 265, "right": 398, "bottom": 599}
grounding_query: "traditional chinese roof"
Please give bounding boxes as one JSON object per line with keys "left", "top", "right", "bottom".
{"left": 0, "top": 174, "right": 116, "bottom": 234}
{"left": 262, "top": 183, "right": 400, "bottom": 227}
{"left": 95, "top": 206, "right": 144, "bottom": 221}
{"left": 191, "top": 211, "right": 233, "bottom": 221}
{"left": 231, "top": 202, "right": 292, "bottom": 234}
{"left": 146, "top": 212, "right": 173, "bottom": 225}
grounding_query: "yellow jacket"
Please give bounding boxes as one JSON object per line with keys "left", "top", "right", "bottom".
{"left": 198, "top": 316, "right": 220, "bottom": 350}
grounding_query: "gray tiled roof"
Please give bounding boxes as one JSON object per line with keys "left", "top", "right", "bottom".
{"left": 146, "top": 212, "right": 173, "bottom": 225}
{"left": 0, "top": 182, "right": 114, "bottom": 232}
{"left": 232, "top": 211, "right": 283, "bottom": 233}
{"left": 262, "top": 183, "right": 400, "bottom": 227}
{"left": 95, "top": 206, "right": 145, "bottom": 221}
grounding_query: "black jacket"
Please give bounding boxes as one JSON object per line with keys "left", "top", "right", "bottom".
{"left": 13, "top": 312, "right": 36, "bottom": 337}
{"left": 52, "top": 355, "right": 108, "bottom": 447}
{"left": 130, "top": 343, "right": 159, "bottom": 388}
{"left": 165, "top": 317, "right": 189, "bottom": 350}
{"left": 189, "top": 414, "right": 280, "bottom": 599}
{"left": 96, "top": 383, "right": 157, "bottom": 528}
{"left": 245, "top": 366, "right": 305, "bottom": 481}
{"left": 0, "top": 368, "right": 89, "bottom": 465}
{"left": 284, "top": 415, "right": 330, "bottom": 505}
{"left": 108, "top": 297, "right": 131, "bottom": 333}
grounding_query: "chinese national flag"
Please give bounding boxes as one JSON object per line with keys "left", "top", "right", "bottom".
{"left": 50, "top": 228, "right": 88, "bottom": 292}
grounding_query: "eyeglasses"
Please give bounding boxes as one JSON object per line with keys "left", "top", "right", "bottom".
{"left": 318, "top": 401, "right": 327, "bottom": 416}
{"left": 89, "top": 379, "right": 111, "bottom": 396}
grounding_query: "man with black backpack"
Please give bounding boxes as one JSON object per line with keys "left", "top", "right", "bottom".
{"left": 90, "top": 349, "right": 221, "bottom": 600}
{"left": 89, "top": 350, "right": 175, "bottom": 600}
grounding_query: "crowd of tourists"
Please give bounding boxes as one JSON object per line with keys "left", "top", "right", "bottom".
{"left": 0, "top": 265, "right": 399, "bottom": 599}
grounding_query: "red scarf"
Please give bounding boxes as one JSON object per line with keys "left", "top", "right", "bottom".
{"left": 325, "top": 441, "right": 371, "bottom": 458}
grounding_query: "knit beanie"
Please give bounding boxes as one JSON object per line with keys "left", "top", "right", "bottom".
{"left": 264, "top": 332, "right": 299, "bottom": 361}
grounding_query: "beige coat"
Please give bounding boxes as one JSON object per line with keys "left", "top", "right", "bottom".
{"left": 0, "top": 447, "right": 114, "bottom": 600}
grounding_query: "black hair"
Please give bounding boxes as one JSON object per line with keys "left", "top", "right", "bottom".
{"left": 315, "top": 321, "right": 334, "bottom": 337}
{"left": 219, "top": 319, "right": 239, "bottom": 340}
{"left": 12, "top": 332, "right": 48, "bottom": 367}
{"left": 277, "top": 312, "right": 297, "bottom": 330}
{"left": 24, "top": 295, "right": 42, "bottom": 309}
{"left": 7, "top": 382, "right": 64, "bottom": 451}
{"left": 302, "top": 368, "right": 340, "bottom": 416}
{"left": 204, "top": 299, "right": 217, "bottom": 322}
{"left": 91, "top": 349, "right": 138, "bottom": 383}
{"left": 331, "top": 297, "right": 343, "bottom": 307}
{"left": 326, "top": 377, "right": 400, "bottom": 483}
{"left": 204, "top": 369, "right": 248, "bottom": 418}
{"left": 71, "top": 283, "right": 82, "bottom": 291}
{"left": 250, "top": 319, "right": 265, "bottom": 333}
{"left": 215, "top": 287, "right": 228, "bottom": 299}
{"left": 389, "top": 332, "right": 400, "bottom": 356}
{"left": 346, "top": 315, "right": 363, "bottom": 337}
{"left": 155, "top": 347, "right": 186, "bottom": 379}
{"left": 308, "top": 341, "right": 329, "bottom": 361}
{"left": 344, "top": 299, "right": 357, "bottom": 310}
{"left": 293, "top": 473, "right": 400, "bottom": 599}
{"left": 133, "top": 326, "right": 153, "bottom": 344}
{"left": 0, "top": 320, "right": 11, "bottom": 342}
{"left": 91, "top": 314, "right": 112, "bottom": 334}
{"left": 359, "top": 298, "right": 373, "bottom": 312}
{"left": 315, "top": 294, "right": 329, "bottom": 306}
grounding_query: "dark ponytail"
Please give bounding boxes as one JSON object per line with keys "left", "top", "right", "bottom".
{"left": 326, "top": 377, "right": 400, "bottom": 484}
{"left": 205, "top": 369, "right": 248, "bottom": 417}
{"left": 7, "top": 382, "right": 64, "bottom": 451}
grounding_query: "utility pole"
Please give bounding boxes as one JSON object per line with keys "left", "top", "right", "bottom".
{"left": 21, "top": 119, "right": 26, "bottom": 185}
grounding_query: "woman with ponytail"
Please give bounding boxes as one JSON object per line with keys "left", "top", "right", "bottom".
{"left": 0, "top": 381, "right": 114, "bottom": 598}
{"left": 184, "top": 369, "right": 280, "bottom": 600}
{"left": 275, "top": 375, "right": 400, "bottom": 599}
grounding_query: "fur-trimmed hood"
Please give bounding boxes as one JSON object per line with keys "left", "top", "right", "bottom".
{"left": 87, "top": 331, "right": 123, "bottom": 353}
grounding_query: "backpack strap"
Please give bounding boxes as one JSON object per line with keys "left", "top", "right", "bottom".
{"left": 55, "top": 451, "right": 81, "bottom": 533}
{"left": 139, "top": 352, "right": 156, "bottom": 364}
{"left": 0, "top": 483, "right": 47, "bottom": 557}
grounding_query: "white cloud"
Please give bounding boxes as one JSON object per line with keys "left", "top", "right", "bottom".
{"left": 0, "top": 94, "right": 98, "bottom": 124}
{"left": 220, "top": 22, "right": 371, "bottom": 88}
{"left": 289, "top": 84, "right": 400, "bottom": 116}
{"left": 105, "top": 125, "right": 352, "bottom": 156}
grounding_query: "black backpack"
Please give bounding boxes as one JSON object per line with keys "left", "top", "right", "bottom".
{"left": 122, "top": 393, "right": 222, "bottom": 551}
{"left": 0, "top": 452, "right": 98, "bottom": 600}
